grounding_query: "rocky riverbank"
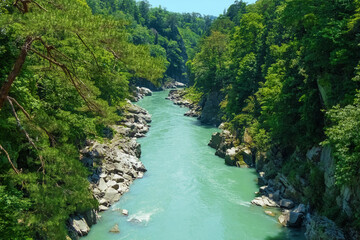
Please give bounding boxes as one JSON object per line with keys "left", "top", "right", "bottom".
{"left": 209, "top": 127, "right": 358, "bottom": 239}
{"left": 166, "top": 89, "right": 355, "bottom": 240}
{"left": 67, "top": 100, "right": 151, "bottom": 239}
{"left": 208, "top": 127, "right": 354, "bottom": 239}
{"left": 166, "top": 89, "right": 223, "bottom": 125}
{"left": 166, "top": 90, "right": 202, "bottom": 117}
{"left": 130, "top": 86, "right": 153, "bottom": 102}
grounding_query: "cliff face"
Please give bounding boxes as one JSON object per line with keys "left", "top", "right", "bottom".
{"left": 167, "top": 90, "right": 223, "bottom": 126}
{"left": 198, "top": 91, "right": 224, "bottom": 126}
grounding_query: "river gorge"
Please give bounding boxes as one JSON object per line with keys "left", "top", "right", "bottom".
{"left": 83, "top": 91, "right": 305, "bottom": 240}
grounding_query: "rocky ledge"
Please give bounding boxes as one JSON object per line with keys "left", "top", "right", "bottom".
{"left": 67, "top": 101, "right": 151, "bottom": 239}
{"left": 163, "top": 81, "right": 186, "bottom": 89}
{"left": 166, "top": 89, "right": 202, "bottom": 118}
{"left": 208, "top": 125, "right": 254, "bottom": 168}
{"left": 167, "top": 89, "right": 223, "bottom": 126}
{"left": 130, "top": 86, "right": 153, "bottom": 102}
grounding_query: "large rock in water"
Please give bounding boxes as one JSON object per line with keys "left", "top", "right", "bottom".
{"left": 208, "top": 132, "right": 223, "bottom": 149}
{"left": 109, "top": 224, "right": 120, "bottom": 233}
{"left": 251, "top": 196, "right": 277, "bottom": 207}
{"left": 278, "top": 211, "right": 303, "bottom": 228}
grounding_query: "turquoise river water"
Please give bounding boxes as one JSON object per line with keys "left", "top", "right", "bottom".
{"left": 83, "top": 91, "right": 305, "bottom": 240}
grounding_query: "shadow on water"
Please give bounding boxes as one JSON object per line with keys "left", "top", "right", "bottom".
{"left": 265, "top": 228, "right": 306, "bottom": 240}
{"left": 190, "top": 119, "right": 218, "bottom": 129}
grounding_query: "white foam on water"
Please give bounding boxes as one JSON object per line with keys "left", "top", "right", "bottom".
{"left": 127, "top": 208, "right": 162, "bottom": 226}
{"left": 236, "top": 200, "right": 251, "bottom": 207}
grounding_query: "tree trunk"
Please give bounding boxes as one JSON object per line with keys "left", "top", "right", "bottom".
{"left": 0, "top": 36, "right": 34, "bottom": 109}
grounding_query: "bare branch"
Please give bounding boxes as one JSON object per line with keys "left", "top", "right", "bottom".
{"left": 7, "top": 97, "right": 46, "bottom": 174}
{"left": 8, "top": 96, "right": 56, "bottom": 146}
{"left": 7, "top": 97, "right": 38, "bottom": 150}
{"left": 7, "top": 97, "right": 31, "bottom": 120}
{"left": 30, "top": 47, "right": 103, "bottom": 114}
{"left": 76, "top": 32, "right": 100, "bottom": 69}
{"left": 32, "top": 1, "right": 47, "bottom": 12}
{"left": 107, "top": 48, "right": 120, "bottom": 59}
{"left": 13, "top": 0, "right": 47, "bottom": 13}
{"left": 0, "top": 144, "right": 20, "bottom": 174}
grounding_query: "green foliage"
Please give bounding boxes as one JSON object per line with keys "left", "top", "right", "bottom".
{"left": 183, "top": 86, "right": 203, "bottom": 104}
{"left": 324, "top": 93, "right": 360, "bottom": 187}
{"left": 0, "top": 0, "right": 167, "bottom": 238}
{"left": 0, "top": 186, "right": 32, "bottom": 239}
{"left": 189, "top": 31, "right": 230, "bottom": 93}
{"left": 14, "top": 145, "right": 97, "bottom": 239}
{"left": 188, "top": 0, "right": 360, "bottom": 228}
{"left": 87, "top": 0, "right": 213, "bottom": 83}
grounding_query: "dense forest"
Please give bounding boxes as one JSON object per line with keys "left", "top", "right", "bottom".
{"left": 86, "top": 0, "right": 214, "bottom": 83}
{"left": 186, "top": 0, "right": 360, "bottom": 236}
{"left": 2, "top": 0, "right": 360, "bottom": 239}
{"left": 0, "top": 0, "right": 211, "bottom": 239}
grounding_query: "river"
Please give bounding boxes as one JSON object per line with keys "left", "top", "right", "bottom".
{"left": 83, "top": 90, "right": 305, "bottom": 240}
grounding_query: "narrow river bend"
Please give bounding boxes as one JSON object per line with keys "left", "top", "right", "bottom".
{"left": 83, "top": 91, "right": 305, "bottom": 240}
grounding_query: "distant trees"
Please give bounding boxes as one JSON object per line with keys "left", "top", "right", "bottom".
{"left": 87, "top": 0, "right": 213, "bottom": 83}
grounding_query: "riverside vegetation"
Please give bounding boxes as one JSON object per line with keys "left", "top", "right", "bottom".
{"left": 180, "top": 0, "right": 360, "bottom": 239}
{"left": 0, "top": 0, "right": 208, "bottom": 239}
{"left": 1, "top": 0, "right": 360, "bottom": 239}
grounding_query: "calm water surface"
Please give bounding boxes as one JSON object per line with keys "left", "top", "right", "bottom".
{"left": 83, "top": 91, "right": 305, "bottom": 240}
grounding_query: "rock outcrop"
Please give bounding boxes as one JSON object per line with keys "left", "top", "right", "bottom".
{"left": 163, "top": 81, "right": 187, "bottom": 89}
{"left": 167, "top": 90, "right": 224, "bottom": 126}
{"left": 305, "top": 216, "right": 346, "bottom": 240}
{"left": 198, "top": 91, "right": 224, "bottom": 126}
{"left": 167, "top": 90, "right": 201, "bottom": 118}
{"left": 68, "top": 101, "right": 151, "bottom": 239}
{"left": 208, "top": 130, "right": 234, "bottom": 158}
{"left": 131, "top": 87, "right": 152, "bottom": 102}
{"left": 67, "top": 210, "right": 98, "bottom": 239}
{"left": 207, "top": 126, "right": 253, "bottom": 168}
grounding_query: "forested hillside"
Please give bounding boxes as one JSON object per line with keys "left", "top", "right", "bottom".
{"left": 2, "top": 0, "right": 360, "bottom": 238}
{"left": 86, "top": 0, "right": 213, "bottom": 84}
{"left": 188, "top": 0, "right": 360, "bottom": 236}
{"left": 0, "top": 0, "right": 170, "bottom": 239}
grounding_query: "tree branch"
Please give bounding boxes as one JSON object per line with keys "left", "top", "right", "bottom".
{"left": 0, "top": 36, "right": 34, "bottom": 109}
{"left": 7, "top": 97, "right": 37, "bottom": 150}
{"left": 30, "top": 47, "right": 103, "bottom": 114}
{"left": 13, "top": 0, "right": 47, "bottom": 13}
{"left": 7, "top": 97, "right": 45, "bottom": 174}
{"left": 0, "top": 144, "right": 20, "bottom": 174}
{"left": 107, "top": 47, "right": 120, "bottom": 59}
{"left": 8, "top": 96, "right": 56, "bottom": 146}
{"left": 32, "top": 0, "right": 47, "bottom": 12}
{"left": 76, "top": 32, "right": 100, "bottom": 69}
